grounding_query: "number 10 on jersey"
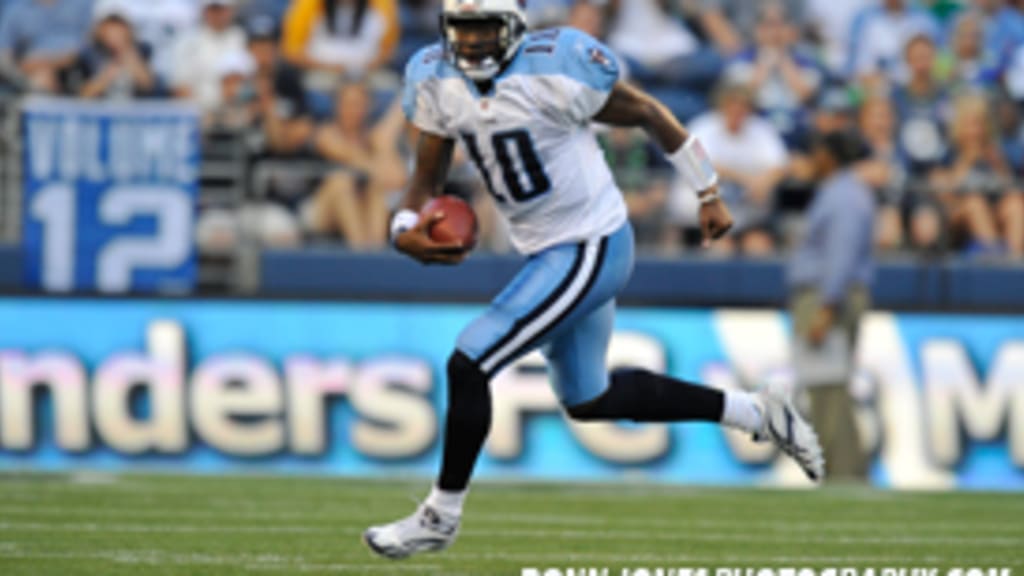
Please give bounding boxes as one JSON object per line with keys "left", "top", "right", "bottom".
{"left": 461, "top": 129, "right": 552, "bottom": 204}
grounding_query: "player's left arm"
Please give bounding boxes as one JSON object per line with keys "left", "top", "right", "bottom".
{"left": 593, "top": 82, "right": 733, "bottom": 245}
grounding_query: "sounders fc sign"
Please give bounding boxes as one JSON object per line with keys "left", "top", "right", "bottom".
{"left": 0, "top": 308, "right": 1023, "bottom": 488}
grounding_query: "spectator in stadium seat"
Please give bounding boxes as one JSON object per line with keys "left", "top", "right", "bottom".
{"left": 957, "top": 0, "right": 1024, "bottom": 69}
{"left": 305, "top": 81, "right": 407, "bottom": 249}
{"left": 805, "top": 0, "right": 869, "bottom": 75}
{"left": 281, "top": 0, "right": 399, "bottom": 116}
{"left": 857, "top": 95, "right": 912, "bottom": 251}
{"left": 966, "top": 0, "right": 1024, "bottom": 101}
{"left": 700, "top": 0, "right": 808, "bottom": 56}
{"left": 245, "top": 15, "right": 316, "bottom": 155}
{"left": 890, "top": 34, "right": 955, "bottom": 252}
{"left": 689, "top": 82, "right": 790, "bottom": 255}
{"left": 932, "top": 92, "right": 1024, "bottom": 258}
{"left": 0, "top": 0, "right": 93, "bottom": 93}
{"left": 938, "top": 10, "right": 1000, "bottom": 90}
{"left": 171, "top": 0, "right": 247, "bottom": 113}
{"left": 812, "top": 85, "right": 858, "bottom": 136}
{"left": 72, "top": 2, "right": 157, "bottom": 100}
{"left": 725, "top": 1, "right": 826, "bottom": 147}
{"left": 605, "top": 0, "right": 715, "bottom": 86}
{"left": 206, "top": 50, "right": 259, "bottom": 132}
{"left": 847, "top": 0, "right": 941, "bottom": 85}
{"left": 788, "top": 85, "right": 858, "bottom": 183}
{"left": 120, "top": 0, "right": 199, "bottom": 90}
{"left": 892, "top": 35, "right": 952, "bottom": 185}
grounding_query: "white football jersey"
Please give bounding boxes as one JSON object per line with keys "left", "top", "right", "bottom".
{"left": 402, "top": 27, "right": 628, "bottom": 255}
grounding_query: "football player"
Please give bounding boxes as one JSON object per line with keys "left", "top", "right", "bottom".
{"left": 365, "top": 0, "right": 824, "bottom": 560}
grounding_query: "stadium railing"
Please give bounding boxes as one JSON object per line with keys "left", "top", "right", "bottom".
{"left": 260, "top": 249, "right": 1024, "bottom": 312}
{"left": 1, "top": 94, "right": 21, "bottom": 245}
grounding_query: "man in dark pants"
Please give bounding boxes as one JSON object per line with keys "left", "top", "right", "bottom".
{"left": 788, "top": 130, "right": 875, "bottom": 481}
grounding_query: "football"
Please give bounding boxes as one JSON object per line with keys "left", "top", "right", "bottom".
{"left": 420, "top": 195, "right": 478, "bottom": 250}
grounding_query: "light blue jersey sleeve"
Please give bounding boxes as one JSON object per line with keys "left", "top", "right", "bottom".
{"left": 402, "top": 44, "right": 449, "bottom": 137}
{"left": 540, "top": 28, "right": 621, "bottom": 123}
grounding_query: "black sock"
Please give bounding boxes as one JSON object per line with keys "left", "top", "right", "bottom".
{"left": 437, "top": 352, "right": 492, "bottom": 492}
{"left": 567, "top": 368, "right": 725, "bottom": 423}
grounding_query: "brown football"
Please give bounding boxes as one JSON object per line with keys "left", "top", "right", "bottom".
{"left": 420, "top": 195, "right": 479, "bottom": 251}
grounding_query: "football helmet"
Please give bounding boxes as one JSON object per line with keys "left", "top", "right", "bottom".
{"left": 440, "top": 0, "right": 528, "bottom": 81}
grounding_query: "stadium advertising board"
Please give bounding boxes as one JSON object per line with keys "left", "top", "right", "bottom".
{"left": 21, "top": 98, "right": 199, "bottom": 293}
{"left": 0, "top": 298, "right": 1021, "bottom": 490}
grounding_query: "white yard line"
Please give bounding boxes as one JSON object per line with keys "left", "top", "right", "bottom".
{"left": 0, "top": 521, "right": 322, "bottom": 534}
{"left": 444, "top": 551, "right": 961, "bottom": 564}
{"left": 0, "top": 541, "right": 995, "bottom": 569}
{"left": 0, "top": 546, "right": 438, "bottom": 573}
{"left": 0, "top": 544, "right": 984, "bottom": 570}
{"left": 459, "top": 528, "right": 1023, "bottom": 548}
{"left": 3, "top": 473, "right": 1021, "bottom": 507}
{"left": 0, "top": 521, "right": 1018, "bottom": 548}
{"left": 0, "top": 504, "right": 1019, "bottom": 537}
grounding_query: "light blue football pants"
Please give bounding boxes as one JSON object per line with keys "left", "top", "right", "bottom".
{"left": 456, "top": 222, "right": 635, "bottom": 407}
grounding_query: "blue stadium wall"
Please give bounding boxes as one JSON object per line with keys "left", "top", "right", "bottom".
{"left": 261, "top": 250, "right": 1024, "bottom": 310}
{"left": 1, "top": 251, "right": 1023, "bottom": 489}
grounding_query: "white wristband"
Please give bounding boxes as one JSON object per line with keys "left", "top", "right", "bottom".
{"left": 668, "top": 136, "right": 719, "bottom": 194}
{"left": 698, "top": 190, "right": 720, "bottom": 205}
{"left": 389, "top": 209, "right": 420, "bottom": 245}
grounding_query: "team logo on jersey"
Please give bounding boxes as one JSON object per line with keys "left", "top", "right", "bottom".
{"left": 589, "top": 47, "right": 614, "bottom": 71}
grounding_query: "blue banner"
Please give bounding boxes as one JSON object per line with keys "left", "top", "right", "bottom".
{"left": 0, "top": 298, "right": 1022, "bottom": 491}
{"left": 21, "top": 98, "right": 199, "bottom": 293}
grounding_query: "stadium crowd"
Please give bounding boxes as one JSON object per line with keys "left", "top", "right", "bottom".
{"left": 1, "top": 0, "right": 1023, "bottom": 259}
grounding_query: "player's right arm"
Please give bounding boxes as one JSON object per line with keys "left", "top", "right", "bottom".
{"left": 546, "top": 28, "right": 732, "bottom": 246}
{"left": 594, "top": 81, "right": 733, "bottom": 246}
{"left": 390, "top": 45, "right": 468, "bottom": 265}
{"left": 391, "top": 130, "right": 468, "bottom": 265}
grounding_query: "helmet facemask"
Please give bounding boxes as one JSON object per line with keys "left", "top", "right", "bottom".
{"left": 441, "top": 12, "right": 525, "bottom": 81}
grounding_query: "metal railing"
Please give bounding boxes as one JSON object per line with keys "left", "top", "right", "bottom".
{"left": 0, "top": 95, "right": 22, "bottom": 245}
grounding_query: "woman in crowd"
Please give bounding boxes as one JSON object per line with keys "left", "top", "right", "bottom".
{"left": 689, "top": 82, "right": 790, "bottom": 255}
{"left": 725, "top": 1, "right": 825, "bottom": 147}
{"left": 857, "top": 95, "right": 910, "bottom": 252}
{"left": 281, "top": 0, "right": 398, "bottom": 115}
{"left": 932, "top": 92, "right": 1024, "bottom": 258}
{"left": 74, "top": 3, "right": 156, "bottom": 99}
{"left": 939, "top": 10, "right": 999, "bottom": 90}
{"left": 305, "top": 80, "right": 406, "bottom": 249}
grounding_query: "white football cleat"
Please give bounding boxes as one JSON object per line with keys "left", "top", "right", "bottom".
{"left": 754, "top": 382, "right": 826, "bottom": 482}
{"left": 363, "top": 504, "right": 460, "bottom": 560}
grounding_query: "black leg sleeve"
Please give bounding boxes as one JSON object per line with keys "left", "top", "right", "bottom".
{"left": 566, "top": 368, "right": 725, "bottom": 423}
{"left": 437, "top": 351, "right": 492, "bottom": 492}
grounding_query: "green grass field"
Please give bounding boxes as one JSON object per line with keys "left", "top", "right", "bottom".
{"left": 0, "top": 473, "right": 1021, "bottom": 575}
